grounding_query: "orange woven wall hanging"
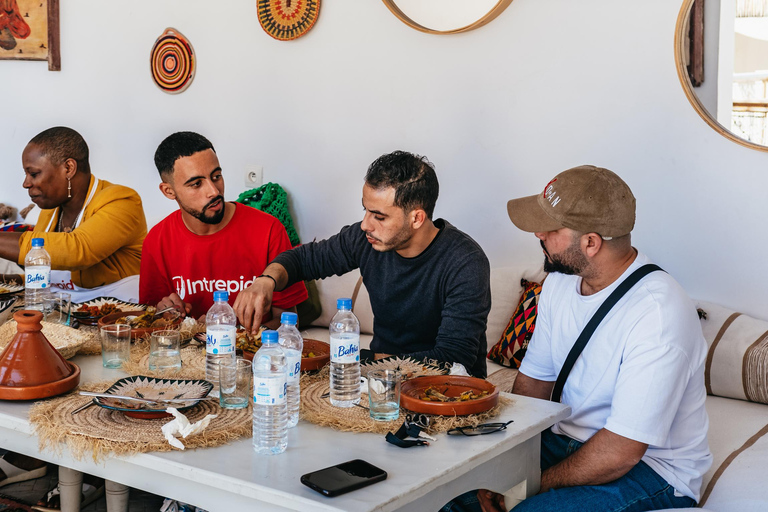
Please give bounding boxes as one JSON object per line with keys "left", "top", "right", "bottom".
{"left": 257, "top": 0, "right": 320, "bottom": 41}
{"left": 150, "top": 28, "right": 195, "bottom": 94}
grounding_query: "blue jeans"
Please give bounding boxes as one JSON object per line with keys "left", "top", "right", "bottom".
{"left": 440, "top": 429, "right": 696, "bottom": 512}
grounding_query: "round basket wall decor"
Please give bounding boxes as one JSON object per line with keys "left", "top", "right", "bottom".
{"left": 257, "top": 0, "right": 320, "bottom": 41}
{"left": 150, "top": 28, "right": 196, "bottom": 94}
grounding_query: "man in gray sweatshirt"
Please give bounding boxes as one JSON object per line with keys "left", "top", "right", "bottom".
{"left": 234, "top": 151, "right": 491, "bottom": 377}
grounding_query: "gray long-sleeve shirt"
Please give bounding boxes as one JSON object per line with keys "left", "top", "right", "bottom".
{"left": 273, "top": 219, "right": 491, "bottom": 377}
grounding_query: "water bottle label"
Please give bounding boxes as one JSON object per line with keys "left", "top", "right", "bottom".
{"left": 253, "top": 376, "right": 287, "bottom": 405}
{"left": 286, "top": 351, "right": 301, "bottom": 384}
{"left": 330, "top": 334, "right": 360, "bottom": 364}
{"left": 25, "top": 267, "right": 50, "bottom": 290}
{"left": 206, "top": 326, "right": 235, "bottom": 355}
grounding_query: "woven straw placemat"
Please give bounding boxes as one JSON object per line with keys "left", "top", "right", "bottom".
{"left": 30, "top": 381, "right": 251, "bottom": 461}
{"left": 74, "top": 325, "right": 102, "bottom": 355}
{"left": 0, "top": 320, "right": 89, "bottom": 359}
{"left": 75, "top": 322, "right": 203, "bottom": 357}
{"left": 119, "top": 339, "right": 207, "bottom": 380}
{"left": 300, "top": 366, "right": 512, "bottom": 435}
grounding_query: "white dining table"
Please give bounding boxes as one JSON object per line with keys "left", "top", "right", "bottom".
{"left": 0, "top": 354, "right": 570, "bottom": 512}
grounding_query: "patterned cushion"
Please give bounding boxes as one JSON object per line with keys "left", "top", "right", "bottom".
{"left": 487, "top": 279, "right": 542, "bottom": 368}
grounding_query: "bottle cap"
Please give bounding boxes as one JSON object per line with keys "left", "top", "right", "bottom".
{"left": 262, "top": 330, "right": 278, "bottom": 344}
{"left": 337, "top": 298, "right": 352, "bottom": 310}
{"left": 213, "top": 291, "right": 228, "bottom": 302}
{"left": 280, "top": 312, "right": 298, "bottom": 325}
{"left": 31, "top": 238, "right": 45, "bottom": 248}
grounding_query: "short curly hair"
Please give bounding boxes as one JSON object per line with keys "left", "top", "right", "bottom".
{"left": 28, "top": 127, "right": 90, "bottom": 173}
{"left": 364, "top": 150, "right": 439, "bottom": 219}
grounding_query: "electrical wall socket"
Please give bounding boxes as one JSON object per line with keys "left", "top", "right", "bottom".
{"left": 245, "top": 165, "right": 263, "bottom": 188}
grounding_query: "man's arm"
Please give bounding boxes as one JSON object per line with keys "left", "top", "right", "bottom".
{"left": 233, "top": 263, "right": 288, "bottom": 333}
{"left": 235, "top": 224, "right": 365, "bottom": 334}
{"left": 511, "top": 372, "right": 554, "bottom": 400}
{"left": 540, "top": 428, "right": 648, "bottom": 491}
{"left": 0, "top": 232, "right": 22, "bottom": 263}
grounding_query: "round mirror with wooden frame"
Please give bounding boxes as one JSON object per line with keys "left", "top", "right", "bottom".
{"left": 675, "top": 0, "right": 768, "bottom": 151}
{"left": 382, "top": 0, "right": 514, "bottom": 35}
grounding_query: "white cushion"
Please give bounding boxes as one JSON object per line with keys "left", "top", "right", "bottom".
{"left": 310, "top": 270, "right": 374, "bottom": 334}
{"left": 698, "top": 395, "right": 768, "bottom": 510}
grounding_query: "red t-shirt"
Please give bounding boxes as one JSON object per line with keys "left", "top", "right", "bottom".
{"left": 139, "top": 202, "right": 308, "bottom": 318}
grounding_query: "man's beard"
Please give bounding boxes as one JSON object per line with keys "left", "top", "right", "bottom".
{"left": 186, "top": 195, "right": 225, "bottom": 225}
{"left": 368, "top": 222, "right": 413, "bottom": 252}
{"left": 541, "top": 239, "right": 588, "bottom": 275}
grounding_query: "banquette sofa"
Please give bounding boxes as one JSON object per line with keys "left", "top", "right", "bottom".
{"left": 301, "top": 264, "right": 768, "bottom": 512}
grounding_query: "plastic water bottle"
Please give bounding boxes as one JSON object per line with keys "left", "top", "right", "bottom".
{"left": 329, "top": 298, "right": 361, "bottom": 407}
{"left": 24, "top": 238, "right": 51, "bottom": 311}
{"left": 253, "top": 330, "right": 288, "bottom": 455}
{"left": 205, "top": 291, "right": 237, "bottom": 397}
{"left": 278, "top": 312, "right": 303, "bottom": 428}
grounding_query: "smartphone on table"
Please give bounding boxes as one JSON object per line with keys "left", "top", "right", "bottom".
{"left": 301, "top": 459, "right": 387, "bottom": 497}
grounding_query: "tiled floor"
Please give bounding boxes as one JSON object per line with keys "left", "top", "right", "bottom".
{"left": 1, "top": 463, "right": 165, "bottom": 511}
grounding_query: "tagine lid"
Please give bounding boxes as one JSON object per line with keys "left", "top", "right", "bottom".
{"left": 0, "top": 310, "right": 80, "bottom": 400}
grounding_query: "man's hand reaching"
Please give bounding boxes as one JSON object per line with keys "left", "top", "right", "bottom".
{"left": 234, "top": 276, "right": 275, "bottom": 334}
{"left": 157, "top": 293, "right": 192, "bottom": 318}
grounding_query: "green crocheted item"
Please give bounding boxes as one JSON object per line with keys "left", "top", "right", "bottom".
{"left": 236, "top": 182, "right": 300, "bottom": 246}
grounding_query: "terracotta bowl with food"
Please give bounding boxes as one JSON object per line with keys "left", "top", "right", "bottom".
{"left": 400, "top": 375, "right": 499, "bottom": 416}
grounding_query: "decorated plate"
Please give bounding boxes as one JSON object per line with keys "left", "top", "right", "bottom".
{"left": 92, "top": 375, "right": 213, "bottom": 419}
{"left": 399, "top": 375, "right": 499, "bottom": 416}
{"left": 72, "top": 297, "right": 146, "bottom": 325}
{"left": 98, "top": 310, "right": 182, "bottom": 340}
{"left": 0, "top": 280, "right": 24, "bottom": 300}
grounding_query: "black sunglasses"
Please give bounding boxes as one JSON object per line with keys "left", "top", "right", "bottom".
{"left": 447, "top": 420, "right": 514, "bottom": 437}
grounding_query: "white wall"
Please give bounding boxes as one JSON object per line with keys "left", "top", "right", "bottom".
{"left": 1, "top": 0, "right": 767, "bottom": 318}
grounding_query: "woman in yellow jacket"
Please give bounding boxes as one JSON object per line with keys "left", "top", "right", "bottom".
{"left": 0, "top": 126, "right": 147, "bottom": 301}
{"left": 0, "top": 127, "right": 147, "bottom": 509}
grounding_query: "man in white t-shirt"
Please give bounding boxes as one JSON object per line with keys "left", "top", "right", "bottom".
{"left": 471, "top": 166, "right": 712, "bottom": 512}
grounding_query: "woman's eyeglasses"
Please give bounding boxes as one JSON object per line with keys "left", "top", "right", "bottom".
{"left": 447, "top": 420, "right": 514, "bottom": 437}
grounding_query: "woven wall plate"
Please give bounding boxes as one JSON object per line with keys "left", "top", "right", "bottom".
{"left": 257, "top": 0, "right": 321, "bottom": 41}
{"left": 150, "top": 28, "right": 196, "bottom": 94}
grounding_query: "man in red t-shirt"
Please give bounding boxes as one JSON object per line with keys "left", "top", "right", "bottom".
{"left": 140, "top": 131, "right": 307, "bottom": 325}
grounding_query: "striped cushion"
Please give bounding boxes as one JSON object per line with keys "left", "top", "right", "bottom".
{"left": 697, "top": 300, "right": 768, "bottom": 404}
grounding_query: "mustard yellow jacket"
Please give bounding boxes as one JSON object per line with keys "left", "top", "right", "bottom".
{"left": 17, "top": 176, "right": 147, "bottom": 289}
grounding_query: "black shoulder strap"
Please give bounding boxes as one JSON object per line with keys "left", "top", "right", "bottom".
{"left": 550, "top": 263, "right": 664, "bottom": 403}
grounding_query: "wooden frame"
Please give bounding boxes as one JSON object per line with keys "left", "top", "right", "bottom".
{"left": 674, "top": 0, "right": 768, "bottom": 152}
{"left": 0, "top": 0, "right": 60, "bottom": 71}
{"left": 381, "top": 0, "right": 514, "bottom": 35}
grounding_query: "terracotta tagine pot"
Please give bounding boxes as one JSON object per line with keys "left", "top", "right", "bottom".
{"left": 0, "top": 310, "right": 80, "bottom": 400}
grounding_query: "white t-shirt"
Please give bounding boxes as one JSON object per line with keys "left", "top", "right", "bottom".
{"left": 519, "top": 251, "right": 712, "bottom": 501}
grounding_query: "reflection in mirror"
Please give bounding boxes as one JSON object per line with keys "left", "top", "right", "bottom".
{"left": 382, "top": 0, "right": 513, "bottom": 34}
{"left": 676, "top": 0, "right": 768, "bottom": 150}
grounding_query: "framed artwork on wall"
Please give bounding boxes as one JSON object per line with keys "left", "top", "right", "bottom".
{"left": 0, "top": 0, "right": 60, "bottom": 70}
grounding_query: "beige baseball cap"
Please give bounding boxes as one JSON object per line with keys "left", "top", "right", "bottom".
{"left": 506, "top": 165, "right": 636, "bottom": 237}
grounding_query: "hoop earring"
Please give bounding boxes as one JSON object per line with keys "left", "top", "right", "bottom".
{"left": 67, "top": 178, "right": 71, "bottom": 198}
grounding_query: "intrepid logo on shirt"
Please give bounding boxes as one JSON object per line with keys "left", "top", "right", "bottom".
{"left": 173, "top": 275, "right": 256, "bottom": 299}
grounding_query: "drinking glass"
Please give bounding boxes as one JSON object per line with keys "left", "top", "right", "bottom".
{"left": 100, "top": 324, "right": 131, "bottom": 368}
{"left": 149, "top": 330, "right": 182, "bottom": 371}
{"left": 367, "top": 370, "right": 401, "bottom": 421}
{"left": 43, "top": 291, "right": 71, "bottom": 325}
{"left": 219, "top": 358, "right": 252, "bottom": 409}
